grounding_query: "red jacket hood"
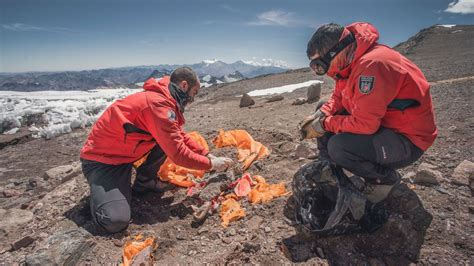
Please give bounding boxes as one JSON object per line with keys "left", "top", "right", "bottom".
{"left": 143, "top": 75, "right": 171, "bottom": 94}
{"left": 332, "top": 22, "right": 380, "bottom": 79}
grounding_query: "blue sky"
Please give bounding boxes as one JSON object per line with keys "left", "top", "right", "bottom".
{"left": 1, "top": 0, "right": 473, "bottom": 73}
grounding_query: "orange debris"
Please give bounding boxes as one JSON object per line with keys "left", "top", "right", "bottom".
{"left": 248, "top": 175, "right": 288, "bottom": 204}
{"left": 234, "top": 173, "right": 256, "bottom": 197}
{"left": 134, "top": 131, "right": 209, "bottom": 187}
{"left": 122, "top": 236, "right": 156, "bottom": 266}
{"left": 213, "top": 129, "right": 270, "bottom": 170}
{"left": 220, "top": 198, "right": 246, "bottom": 227}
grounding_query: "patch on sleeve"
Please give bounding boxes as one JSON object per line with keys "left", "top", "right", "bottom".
{"left": 167, "top": 110, "right": 177, "bottom": 122}
{"left": 358, "top": 76, "right": 375, "bottom": 94}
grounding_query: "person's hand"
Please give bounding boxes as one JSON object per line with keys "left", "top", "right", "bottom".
{"left": 298, "top": 110, "right": 325, "bottom": 140}
{"left": 210, "top": 156, "right": 234, "bottom": 172}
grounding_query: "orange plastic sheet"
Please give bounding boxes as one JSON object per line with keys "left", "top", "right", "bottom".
{"left": 220, "top": 198, "right": 246, "bottom": 227}
{"left": 248, "top": 175, "right": 288, "bottom": 204}
{"left": 133, "top": 131, "right": 209, "bottom": 187}
{"left": 122, "top": 236, "right": 156, "bottom": 266}
{"left": 213, "top": 129, "right": 270, "bottom": 170}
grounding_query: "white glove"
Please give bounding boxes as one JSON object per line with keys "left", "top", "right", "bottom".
{"left": 210, "top": 156, "right": 233, "bottom": 172}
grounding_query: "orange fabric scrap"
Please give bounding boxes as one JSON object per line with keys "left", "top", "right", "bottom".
{"left": 122, "top": 236, "right": 156, "bottom": 266}
{"left": 248, "top": 175, "right": 288, "bottom": 204}
{"left": 234, "top": 173, "right": 256, "bottom": 197}
{"left": 220, "top": 198, "right": 246, "bottom": 227}
{"left": 134, "top": 132, "right": 209, "bottom": 187}
{"left": 213, "top": 129, "right": 270, "bottom": 170}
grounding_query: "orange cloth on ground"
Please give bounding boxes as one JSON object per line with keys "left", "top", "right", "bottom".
{"left": 133, "top": 131, "right": 209, "bottom": 187}
{"left": 122, "top": 236, "right": 156, "bottom": 266}
{"left": 248, "top": 175, "right": 288, "bottom": 204}
{"left": 220, "top": 198, "right": 246, "bottom": 227}
{"left": 213, "top": 129, "right": 270, "bottom": 170}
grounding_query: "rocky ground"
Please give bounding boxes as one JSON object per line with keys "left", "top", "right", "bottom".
{"left": 0, "top": 25, "right": 473, "bottom": 265}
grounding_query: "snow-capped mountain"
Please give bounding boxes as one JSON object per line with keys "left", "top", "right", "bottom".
{"left": 0, "top": 60, "right": 289, "bottom": 91}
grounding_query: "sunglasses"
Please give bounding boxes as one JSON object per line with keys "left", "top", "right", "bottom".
{"left": 309, "top": 33, "right": 355, "bottom": 75}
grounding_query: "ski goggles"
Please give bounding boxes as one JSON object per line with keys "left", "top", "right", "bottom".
{"left": 309, "top": 32, "right": 355, "bottom": 75}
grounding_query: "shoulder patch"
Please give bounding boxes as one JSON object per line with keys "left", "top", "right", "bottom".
{"left": 358, "top": 76, "right": 375, "bottom": 94}
{"left": 167, "top": 110, "right": 177, "bottom": 122}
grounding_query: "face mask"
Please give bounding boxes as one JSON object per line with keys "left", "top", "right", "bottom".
{"left": 309, "top": 33, "right": 355, "bottom": 75}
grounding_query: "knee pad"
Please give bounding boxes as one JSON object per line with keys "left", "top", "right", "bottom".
{"left": 94, "top": 200, "right": 131, "bottom": 233}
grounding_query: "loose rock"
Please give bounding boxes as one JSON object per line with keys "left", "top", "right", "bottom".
{"left": 10, "top": 236, "right": 35, "bottom": 251}
{"left": 413, "top": 163, "right": 442, "bottom": 185}
{"left": 292, "top": 98, "right": 306, "bottom": 105}
{"left": 25, "top": 228, "right": 95, "bottom": 265}
{"left": 451, "top": 160, "right": 474, "bottom": 186}
{"left": 239, "top": 93, "right": 255, "bottom": 108}
{"left": 295, "top": 141, "right": 317, "bottom": 159}
{"left": 306, "top": 83, "right": 322, "bottom": 104}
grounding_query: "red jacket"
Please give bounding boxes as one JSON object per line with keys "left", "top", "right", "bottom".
{"left": 80, "top": 76, "right": 211, "bottom": 169}
{"left": 321, "top": 22, "right": 437, "bottom": 151}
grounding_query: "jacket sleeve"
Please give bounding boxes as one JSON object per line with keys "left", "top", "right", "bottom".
{"left": 320, "top": 81, "right": 344, "bottom": 115}
{"left": 323, "top": 60, "right": 400, "bottom": 134}
{"left": 182, "top": 132, "right": 209, "bottom": 156}
{"left": 141, "top": 102, "right": 211, "bottom": 170}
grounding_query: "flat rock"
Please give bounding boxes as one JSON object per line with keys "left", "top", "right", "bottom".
{"left": 306, "top": 83, "right": 322, "bottom": 104}
{"left": 247, "top": 216, "right": 264, "bottom": 231}
{"left": 292, "top": 98, "right": 307, "bottom": 105}
{"left": 451, "top": 160, "right": 474, "bottom": 186}
{"left": 413, "top": 163, "right": 442, "bottom": 185}
{"left": 295, "top": 141, "right": 317, "bottom": 159}
{"left": 43, "top": 161, "right": 80, "bottom": 184}
{"left": 266, "top": 95, "right": 284, "bottom": 103}
{"left": 239, "top": 93, "right": 255, "bottom": 108}
{"left": 25, "top": 228, "right": 95, "bottom": 265}
{"left": 11, "top": 235, "right": 35, "bottom": 251}
{"left": 0, "top": 208, "right": 34, "bottom": 230}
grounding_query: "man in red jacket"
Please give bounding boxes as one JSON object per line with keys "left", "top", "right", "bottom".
{"left": 300, "top": 22, "right": 437, "bottom": 202}
{"left": 80, "top": 67, "right": 233, "bottom": 233}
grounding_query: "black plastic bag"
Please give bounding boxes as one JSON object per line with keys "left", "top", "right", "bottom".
{"left": 291, "top": 160, "right": 388, "bottom": 236}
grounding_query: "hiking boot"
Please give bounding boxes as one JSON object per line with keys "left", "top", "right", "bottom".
{"left": 362, "top": 172, "right": 401, "bottom": 203}
{"left": 132, "top": 177, "right": 175, "bottom": 194}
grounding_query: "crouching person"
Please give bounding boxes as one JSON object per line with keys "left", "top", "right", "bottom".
{"left": 80, "top": 67, "right": 233, "bottom": 233}
{"left": 299, "top": 22, "right": 437, "bottom": 203}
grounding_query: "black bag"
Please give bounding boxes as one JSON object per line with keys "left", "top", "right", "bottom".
{"left": 291, "top": 160, "right": 388, "bottom": 236}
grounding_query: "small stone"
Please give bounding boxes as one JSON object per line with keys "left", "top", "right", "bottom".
{"left": 402, "top": 172, "right": 416, "bottom": 182}
{"left": 239, "top": 93, "right": 255, "bottom": 108}
{"left": 198, "top": 228, "right": 209, "bottom": 235}
{"left": 228, "top": 228, "right": 236, "bottom": 236}
{"left": 10, "top": 236, "right": 35, "bottom": 251}
{"left": 264, "top": 226, "right": 271, "bottom": 233}
{"left": 413, "top": 163, "right": 442, "bottom": 185}
{"left": 247, "top": 216, "right": 264, "bottom": 231}
{"left": 266, "top": 95, "right": 284, "bottom": 103}
{"left": 307, "top": 83, "right": 322, "bottom": 104}
{"left": 292, "top": 98, "right": 306, "bottom": 105}
{"left": 13, "top": 180, "right": 23, "bottom": 186}
{"left": 176, "top": 234, "right": 186, "bottom": 240}
{"left": 451, "top": 160, "right": 474, "bottom": 186}
{"left": 448, "top": 125, "right": 457, "bottom": 131}
{"left": 113, "top": 239, "right": 124, "bottom": 247}
{"left": 2, "top": 189, "right": 21, "bottom": 198}
{"left": 295, "top": 141, "right": 317, "bottom": 159}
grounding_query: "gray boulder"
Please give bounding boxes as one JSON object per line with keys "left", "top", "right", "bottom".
{"left": 307, "top": 83, "right": 322, "bottom": 104}
{"left": 239, "top": 93, "right": 255, "bottom": 108}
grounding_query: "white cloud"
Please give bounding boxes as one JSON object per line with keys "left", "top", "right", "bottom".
{"left": 445, "top": 0, "right": 474, "bottom": 14}
{"left": 242, "top": 57, "right": 290, "bottom": 68}
{"left": 2, "top": 23, "right": 75, "bottom": 33}
{"left": 247, "top": 10, "right": 297, "bottom": 27}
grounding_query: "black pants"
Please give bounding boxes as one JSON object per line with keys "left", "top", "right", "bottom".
{"left": 81, "top": 145, "right": 166, "bottom": 233}
{"left": 317, "top": 127, "right": 423, "bottom": 184}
